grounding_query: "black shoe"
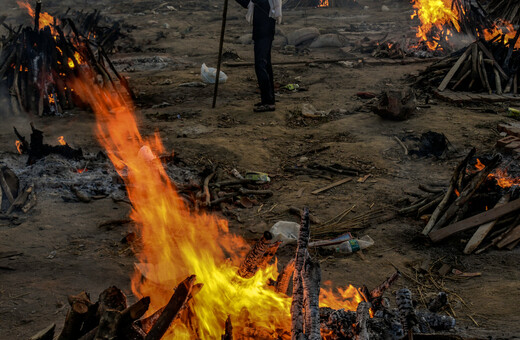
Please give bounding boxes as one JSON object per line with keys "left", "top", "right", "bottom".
{"left": 254, "top": 104, "right": 275, "bottom": 112}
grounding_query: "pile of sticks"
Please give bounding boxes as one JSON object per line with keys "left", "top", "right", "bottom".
{"left": 486, "top": 0, "right": 520, "bottom": 25}
{"left": 419, "top": 38, "right": 520, "bottom": 94}
{"left": 400, "top": 147, "right": 520, "bottom": 252}
{"left": 0, "top": 1, "right": 131, "bottom": 116}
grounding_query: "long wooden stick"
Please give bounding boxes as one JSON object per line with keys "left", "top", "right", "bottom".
{"left": 422, "top": 148, "right": 475, "bottom": 235}
{"left": 212, "top": 0, "right": 229, "bottom": 108}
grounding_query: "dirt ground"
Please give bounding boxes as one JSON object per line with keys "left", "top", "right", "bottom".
{"left": 1, "top": 0, "right": 519, "bottom": 338}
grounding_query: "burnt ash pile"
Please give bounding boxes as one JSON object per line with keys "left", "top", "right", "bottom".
{"left": 0, "top": 1, "right": 131, "bottom": 116}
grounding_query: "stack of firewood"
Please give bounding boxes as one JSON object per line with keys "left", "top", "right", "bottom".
{"left": 399, "top": 147, "right": 520, "bottom": 253}
{"left": 417, "top": 38, "right": 520, "bottom": 94}
{"left": 0, "top": 1, "right": 131, "bottom": 116}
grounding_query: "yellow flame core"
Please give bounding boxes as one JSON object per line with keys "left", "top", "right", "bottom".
{"left": 411, "top": 0, "right": 461, "bottom": 50}
{"left": 17, "top": 0, "right": 59, "bottom": 35}
{"left": 58, "top": 136, "right": 66, "bottom": 145}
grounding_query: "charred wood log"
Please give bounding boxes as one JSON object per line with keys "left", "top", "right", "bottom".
{"left": 396, "top": 288, "right": 417, "bottom": 339}
{"left": 302, "top": 253, "right": 321, "bottom": 340}
{"left": 258, "top": 241, "right": 282, "bottom": 269}
{"left": 237, "top": 231, "right": 273, "bottom": 279}
{"left": 291, "top": 208, "right": 311, "bottom": 340}
{"left": 427, "top": 292, "right": 448, "bottom": 313}
{"left": 57, "top": 292, "right": 93, "bottom": 340}
{"left": 355, "top": 302, "right": 370, "bottom": 340}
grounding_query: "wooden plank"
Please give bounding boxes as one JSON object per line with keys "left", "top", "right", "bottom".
{"left": 438, "top": 46, "right": 472, "bottom": 91}
{"left": 477, "top": 41, "right": 508, "bottom": 80}
{"left": 497, "top": 225, "right": 520, "bottom": 248}
{"left": 429, "top": 198, "right": 520, "bottom": 242}
{"left": 463, "top": 195, "right": 509, "bottom": 254}
{"left": 311, "top": 178, "right": 352, "bottom": 195}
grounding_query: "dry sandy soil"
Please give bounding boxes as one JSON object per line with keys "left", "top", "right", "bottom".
{"left": 0, "top": 0, "right": 519, "bottom": 339}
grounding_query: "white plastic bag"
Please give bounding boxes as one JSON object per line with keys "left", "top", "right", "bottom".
{"left": 270, "top": 221, "right": 300, "bottom": 245}
{"left": 201, "top": 63, "right": 228, "bottom": 84}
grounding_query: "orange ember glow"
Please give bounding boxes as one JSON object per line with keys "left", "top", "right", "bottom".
{"left": 454, "top": 189, "right": 460, "bottom": 197}
{"left": 17, "top": 0, "right": 59, "bottom": 34}
{"left": 71, "top": 67, "right": 368, "bottom": 337}
{"left": 15, "top": 140, "right": 22, "bottom": 154}
{"left": 58, "top": 136, "right": 66, "bottom": 146}
{"left": 318, "top": 0, "right": 329, "bottom": 7}
{"left": 319, "top": 284, "right": 366, "bottom": 311}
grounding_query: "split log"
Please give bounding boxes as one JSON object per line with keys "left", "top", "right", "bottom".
{"left": 355, "top": 302, "right": 370, "bottom": 340}
{"left": 57, "top": 292, "right": 93, "bottom": 340}
{"left": 145, "top": 275, "right": 197, "bottom": 340}
{"left": 431, "top": 155, "right": 500, "bottom": 231}
{"left": 95, "top": 309, "right": 122, "bottom": 340}
{"left": 477, "top": 41, "right": 508, "bottom": 80}
{"left": 302, "top": 254, "right": 321, "bottom": 340}
{"left": 237, "top": 231, "right": 273, "bottom": 279}
{"left": 422, "top": 147, "right": 476, "bottom": 235}
{"left": 98, "top": 286, "right": 127, "bottom": 314}
{"left": 430, "top": 198, "right": 520, "bottom": 242}
{"left": 437, "top": 46, "right": 472, "bottom": 91}
{"left": 464, "top": 194, "right": 510, "bottom": 254}
{"left": 120, "top": 297, "right": 151, "bottom": 326}
{"left": 291, "top": 208, "right": 311, "bottom": 340}
{"left": 494, "top": 68, "right": 503, "bottom": 95}
{"left": 417, "top": 195, "right": 443, "bottom": 217}
{"left": 29, "top": 324, "right": 55, "bottom": 340}
{"left": 478, "top": 51, "right": 492, "bottom": 94}
{"left": 275, "top": 258, "right": 295, "bottom": 294}
{"left": 221, "top": 315, "right": 233, "bottom": 340}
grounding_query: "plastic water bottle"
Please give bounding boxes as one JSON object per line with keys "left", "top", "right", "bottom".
{"left": 325, "top": 235, "right": 374, "bottom": 254}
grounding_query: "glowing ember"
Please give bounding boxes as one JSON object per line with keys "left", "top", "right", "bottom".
{"left": 410, "top": 0, "right": 461, "bottom": 50}
{"left": 318, "top": 0, "right": 329, "bottom": 8}
{"left": 69, "top": 71, "right": 370, "bottom": 337}
{"left": 58, "top": 136, "right": 66, "bottom": 146}
{"left": 15, "top": 140, "right": 22, "bottom": 154}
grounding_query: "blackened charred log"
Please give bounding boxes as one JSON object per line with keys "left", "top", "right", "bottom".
{"left": 302, "top": 254, "right": 321, "bottom": 340}
{"left": 237, "top": 231, "right": 273, "bottom": 279}
{"left": 275, "top": 258, "right": 295, "bottom": 295}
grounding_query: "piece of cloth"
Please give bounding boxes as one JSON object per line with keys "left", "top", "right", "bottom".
{"left": 254, "top": 37, "right": 275, "bottom": 105}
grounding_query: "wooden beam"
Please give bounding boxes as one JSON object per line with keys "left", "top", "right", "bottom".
{"left": 429, "top": 198, "right": 520, "bottom": 242}
{"left": 311, "top": 178, "right": 352, "bottom": 195}
{"left": 437, "top": 46, "right": 472, "bottom": 91}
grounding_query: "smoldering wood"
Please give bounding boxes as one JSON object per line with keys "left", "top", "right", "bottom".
{"left": 422, "top": 147, "right": 476, "bottom": 235}
{"left": 355, "top": 302, "right": 370, "bottom": 340}
{"left": 370, "top": 271, "right": 400, "bottom": 299}
{"left": 302, "top": 254, "right": 321, "bottom": 340}
{"left": 94, "top": 309, "right": 122, "bottom": 340}
{"left": 144, "top": 275, "right": 196, "bottom": 340}
{"left": 0, "top": 169, "right": 14, "bottom": 204}
{"left": 427, "top": 292, "right": 448, "bottom": 313}
{"left": 396, "top": 288, "right": 417, "bottom": 336}
{"left": 291, "top": 208, "right": 311, "bottom": 340}
{"left": 6, "top": 185, "right": 33, "bottom": 214}
{"left": 276, "top": 258, "right": 296, "bottom": 294}
{"left": 258, "top": 241, "right": 282, "bottom": 269}
{"left": 237, "top": 231, "right": 273, "bottom": 279}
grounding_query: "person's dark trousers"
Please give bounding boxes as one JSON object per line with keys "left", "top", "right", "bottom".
{"left": 254, "top": 37, "right": 275, "bottom": 105}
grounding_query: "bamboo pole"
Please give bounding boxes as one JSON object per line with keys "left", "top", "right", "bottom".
{"left": 212, "top": 0, "right": 229, "bottom": 108}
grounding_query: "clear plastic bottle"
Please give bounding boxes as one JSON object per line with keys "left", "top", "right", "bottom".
{"left": 324, "top": 235, "right": 374, "bottom": 254}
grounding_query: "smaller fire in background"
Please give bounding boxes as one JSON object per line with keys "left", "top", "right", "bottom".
{"left": 15, "top": 140, "right": 22, "bottom": 154}
{"left": 58, "top": 136, "right": 66, "bottom": 146}
{"left": 318, "top": 0, "right": 329, "bottom": 7}
{"left": 483, "top": 20, "right": 520, "bottom": 49}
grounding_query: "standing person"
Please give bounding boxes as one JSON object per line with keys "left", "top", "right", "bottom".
{"left": 235, "top": 0, "right": 282, "bottom": 112}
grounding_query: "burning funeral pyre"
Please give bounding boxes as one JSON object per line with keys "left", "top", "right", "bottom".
{"left": 0, "top": 1, "right": 131, "bottom": 116}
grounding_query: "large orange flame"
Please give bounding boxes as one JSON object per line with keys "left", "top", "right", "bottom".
{"left": 483, "top": 20, "right": 520, "bottom": 49}
{"left": 410, "top": 0, "right": 461, "bottom": 50}
{"left": 71, "top": 69, "right": 368, "bottom": 337}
